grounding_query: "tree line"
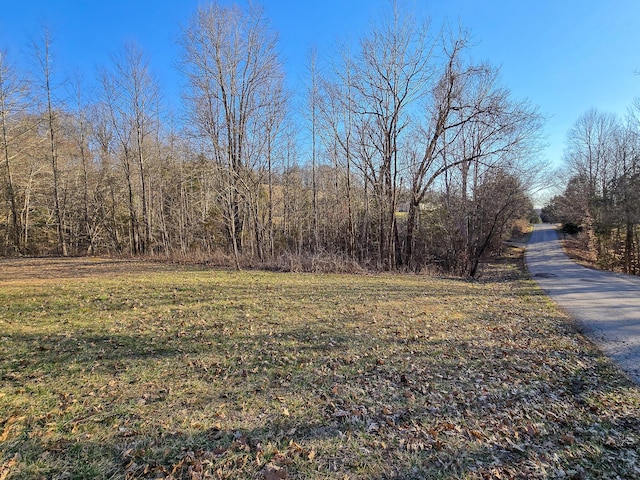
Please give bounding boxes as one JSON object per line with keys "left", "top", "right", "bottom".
{"left": 1, "top": 2, "right": 543, "bottom": 275}
{"left": 543, "top": 105, "right": 640, "bottom": 275}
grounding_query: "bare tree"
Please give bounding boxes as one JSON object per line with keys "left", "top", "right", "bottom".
{"left": 400, "top": 31, "right": 543, "bottom": 272}
{"left": 563, "top": 109, "right": 619, "bottom": 258}
{"left": 351, "top": 2, "right": 432, "bottom": 269}
{"left": 0, "top": 49, "right": 30, "bottom": 254}
{"left": 306, "top": 47, "right": 320, "bottom": 253}
{"left": 318, "top": 44, "right": 358, "bottom": 258}
{"left": 0, "top": 2, "right": 550, "bottom": 273}
{"left": 33, "top": 29, "right": 68, "bottom": 255}
{"left": 180, "top": 2, "right": 285, "bottom": 269}
{"left": 98, "top": 43, "right": 160, "bottom": 254}
{"left": 67, "top": 74, "right": 97, "bottom": 254}
{"left": 260, "top": 81, "right": 289, "bottom": 259}
{"left": 565, "top": 109, "right": 619, "bottom": 199}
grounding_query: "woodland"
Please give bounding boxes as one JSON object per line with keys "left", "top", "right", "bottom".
{"left": 0, "top": 2, "right": 545, "bottom": 276}
{"left": 543, "top": 107, "right": 640, "bottom": 275}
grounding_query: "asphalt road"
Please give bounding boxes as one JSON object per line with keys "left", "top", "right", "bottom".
{"left": 526, "top": 223, "right": 640, "bottom": 384}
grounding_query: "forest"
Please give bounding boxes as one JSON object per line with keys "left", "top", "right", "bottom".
{"left": 0, "top": 2, "right": 544, "bottom": 276}
{"left": 543, "top": 106, "right": 640, "bottom": 275}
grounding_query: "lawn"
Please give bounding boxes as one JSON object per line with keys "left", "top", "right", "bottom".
{"left": 0, "top": 255, "right": 638, "bottom": 479}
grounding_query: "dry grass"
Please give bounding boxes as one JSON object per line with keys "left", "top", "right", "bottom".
{"left": 560, "top": 232, "right": 599, "bottom": 270}
{"left": 0, "top": 255, "right": 638, "bottom": 479}
{"left": 510, "top": 219, "right": 533, "bottom": 243}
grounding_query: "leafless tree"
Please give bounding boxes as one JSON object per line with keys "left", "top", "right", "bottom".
{"left": 98, "top": 43, "right": 160, "bottom": 254}
{"left": 565, "top": 108, "right": 619, "bottom": 200}
{"left": 0, "top": 1, "right": 549, "bottom": 274}
{"left": 0, "top": 49, "right": 30, "bottom": 254}
{"left": 180, "top": 1, "right": 285, "bottom": 269}
{"left": 561, "top": 109, "right": 620, "bottom": 257}
{"left": 33, "top": 28, "right": 68, "bottom": 255}
{"left": 349, "top": 2, "right": 432, "bottom": 268}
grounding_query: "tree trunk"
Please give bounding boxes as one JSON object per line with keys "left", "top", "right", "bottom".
{"left": 41, "top": 37, "right": 67, "bottom": 256}
{"left": 0, "top": 114, "right": 20, "bottom": 253}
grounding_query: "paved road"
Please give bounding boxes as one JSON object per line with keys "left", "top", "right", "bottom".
{"left": 526, "top": 223, "right": 640, "bottom": 384}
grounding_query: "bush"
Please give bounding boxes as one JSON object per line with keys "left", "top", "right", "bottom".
{"left": 562, "top": 222, "right": 582, "bottom": 235}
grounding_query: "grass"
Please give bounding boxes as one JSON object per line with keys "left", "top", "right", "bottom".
{"left": 0, "top": 255, "right": 639, "bottom": 479}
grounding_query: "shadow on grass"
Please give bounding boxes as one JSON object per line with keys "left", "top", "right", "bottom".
{"left": 0, "top": 331, "right": 188, "bottom": 388}
{"left": 4, "top": 376, "right": 638, "bottom": 480}
{"left": 1, "top": 264, "right": 639, "bottom": 478}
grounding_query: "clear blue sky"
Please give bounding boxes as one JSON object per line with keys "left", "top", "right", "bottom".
{"left": 1, "top": 0, "right": 639, "bottom": 178}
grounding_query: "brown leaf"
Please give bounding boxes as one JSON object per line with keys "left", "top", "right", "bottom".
{"left": 0, "top": 424, "right": 13, "bottom": 443}
{"left": 288, "top": 440, "right": 304, "bottom": 454}
{"left": 262, "top": 463, "right": 287, "bottom": 480}
{"left": 0, "top": 453, "right": 20, "bottom": 480}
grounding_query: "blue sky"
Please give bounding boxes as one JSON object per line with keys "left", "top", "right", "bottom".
{"left": 1, "top": 0, "right": 639, "bottom": 181}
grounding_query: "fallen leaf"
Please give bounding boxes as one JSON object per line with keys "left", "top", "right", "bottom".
{"left": 262, "top": 462, "right": 287, "bottom": 480}
{"left": 0, "top": 453, "right": 20, "bottom": 480}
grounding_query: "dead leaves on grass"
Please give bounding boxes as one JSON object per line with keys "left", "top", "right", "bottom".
{"left": 2, "top": 265, "right": 640, "bottom": 479}
{"left": 0, "top": 453, "right": 20, "bottom": 480}
{"left": 120, "top": 433, "right": 320, "bottom": 480}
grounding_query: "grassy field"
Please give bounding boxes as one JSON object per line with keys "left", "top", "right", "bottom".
{"left": 0, "top": 255, "right": 639, "bottom": 479}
